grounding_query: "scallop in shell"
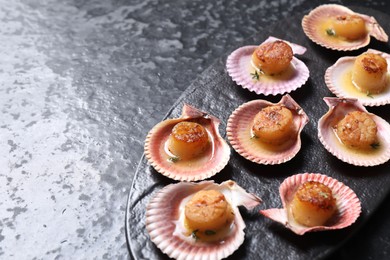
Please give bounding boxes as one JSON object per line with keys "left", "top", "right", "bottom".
{"left": 302, "top": 4, "right": 388, "bottom": 51}
{"left": 144, "top": 104, "right": 230, "bottom": 181}
{"left": 260, "top": 173, "right": 361, "bottom": 235}
{"left": 146, "top": 180, "right": 262, "bottom": 260}
{"left": 325, "top": 49, "right": 390, "bottom": 106}
{"left": 226, "top": 36, "right": 309, "bottom": 96}
{"left": 226, "top": 94, "right": 309, "bottom": 165}
{"left": 318, "top": 97, "right": 390, "bottom": 166}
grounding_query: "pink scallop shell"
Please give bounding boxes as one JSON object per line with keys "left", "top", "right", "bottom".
{"left": 260, "top": 173, "right": 361, "bottom": 235}
{"left": 144, "top": 104, "right": 230, "bottom": 181}
{"left": 226, "top": 94, "right": 309, "bottom": 165}
{"left": 226, "top": 36, "right": 309, "bottom": 96}
{"left": 325, "top": 49, "right": 390, "bottom": 106}
{"left": 146, "top": 180, "right": 262, "bottom": 260}
{"left": 318, "top": 97, "right": 390, "bottom": 166}
{"left": 302, "top": 4, "right": 388, "bottom": 51}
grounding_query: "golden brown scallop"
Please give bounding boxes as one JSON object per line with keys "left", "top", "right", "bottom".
{"left": 167, "top": 121, "right": 209, "bottom": 160}
{"left": 331, "top": 15, "right": 367, "bottom": 40}
{"left": 251, "top": 40, "right": 293, "bottom": 75}
{"left": 335, "top": 111, "right": 378, "bottom": 150}
{"left": 251, "top": 105, "right": 295, "bottom": 145}
{"left": 290, "top": 181, "right": 337, "bottom": 227}
{"left": 352, "top": 53, "right": 388, "bottom": 94}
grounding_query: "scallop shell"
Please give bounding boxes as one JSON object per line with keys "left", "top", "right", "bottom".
{"left": 325, "top": 49, "right": 390, "bottom": 106}
{"left": 144, "top": 104, "right": 230, "bottom": 181}
{"left": 260, "top": 173, "right": 361, "bottom": 235}
{"left": 302, "top": 4, "right": 388, "bottom": 51}
{"left": 318, "top": 97, "right": 390, "bottom": 166}
{"left": 226, "top": 36, "right": 309, "bottom": 96}
{"left": 146, "top": 180, "right": 262, "bottom": 260}
{"left": 226, "top": 94, "right": 309, "bottom": 165}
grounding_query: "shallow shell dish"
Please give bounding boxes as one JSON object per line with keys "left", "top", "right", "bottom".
{"left": 325, "top": 49, "right": 390, "bottom": 106}
{"left": 260, "top": 173, "right": 361, "bottom": 235}
{"left": 144, "top": 104, "right": 230, "bottom": 181}
{"left": 146, "top": 180, "right": 262, "bottom": 260}
{"left": 318, "top": 97, "right": 390, "bottom": 166}
{"left": 226, "top": 94, "right": 309, "bottom": 165}
{"left": 226, "top": 36, "right": 309, "bottom": 95}
{"left": 302, "top": 4, "right": 388, "bottom": 51}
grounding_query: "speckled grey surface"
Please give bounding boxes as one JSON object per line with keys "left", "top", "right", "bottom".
{"left": 1, "top": 0, "right": 390, "bottom": 259}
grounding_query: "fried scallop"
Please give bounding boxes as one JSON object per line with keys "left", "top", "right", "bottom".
{"left": 227, "top": 94, "right": 308, "bottom": 165}
{"left": 325, "top": 49, "right": 390, "bottom": 106}
{"left": 302, "top": 4, "right": 388, "bottom": 51}
{"left": 318, "top": 97, "right": 390, "bottom": 166}
{"left": 335, "top": 111, "right": 378, "bottom": 150}
{"left": 146, "top": 180, "right": 262, "bottom": 260}
{"left": 290, "top": 181, "right": 337, "bottom": 227}
{"left": 352, "top": 53, "right": 388, "bottom": 94}
{"left": 226, "top": 36, "right": 309, "bottom": 96}
{"left": 251, "top": 105, "right": 295, "bottom": 145}
{"left": 251, "top": 40, "right": 293, "bottom": 75}
{"left": 260, "top": 173, "right": 361, "bottom": 235}
{"left": 144, "top": 104, "right": 230, "bottom": 181}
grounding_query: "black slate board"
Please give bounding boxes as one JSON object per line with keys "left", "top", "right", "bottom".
{"left": 126, "top": 6, "right": 390, "bottom": 260}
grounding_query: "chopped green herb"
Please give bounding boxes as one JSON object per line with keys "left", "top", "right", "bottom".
{"left": 371, "top": 142, "right": 380, "bottom": 149}
{"left": 326, "top": 28, "right": 335, "bottom": 36}
{"left": 250, "top": 71, "right": 260, "bottom": 80}
{"left": 205, "top": 230, "right": 216, "bottom": 236}
{"left": 318, "top": 191, "right": 329, "bottom": 199}
{"left": 168, "top": 156, "right": 180, "bottom": 163}
{"left": 191, "top": 229, "right": 199, "bottom": 240}
{"left": 366, "top": 91, "right": 374, "bottom": 98}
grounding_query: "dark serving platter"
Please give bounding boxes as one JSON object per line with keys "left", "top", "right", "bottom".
{"left": 126, "top": 6, "right": 390, "bottom": 260}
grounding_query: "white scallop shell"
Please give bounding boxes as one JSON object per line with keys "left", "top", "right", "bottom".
{"left": 302, "top": 4, "right": 388, "bottom": 51}
{"left": 144, "top": 104, "right": 230, "bottom": 181}
{"left": 146, "top": 180, "right": 262, "bottom": 260}
{"left": 226, "top": 94, "right": 309, "bottom": 165}
{"left": 260, "top": 173, "right": 361, "bottom": 235}
{"left": 318, "top": 97, "right": 390, "bottom": 166}
{"left": 226, "top": 36, "right": 309, "bottom": 96}
{"left": 325, "top": 49, "right": 390, "bottom": 106}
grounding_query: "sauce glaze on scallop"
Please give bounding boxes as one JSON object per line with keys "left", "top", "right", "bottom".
{"left": 260, "top": 173, "right": 361, "bottom": 235}
{"left": 226, "top": 95, "right": 308, "bottom": 165}
{"left": 144, "top": 104, "right": 230, "bottom": 181}
{"left": 325, "top": 49, "right": 390, "bottom": 106}
{"left": 302, "top": 4, "right": 388, "bottom": 51}
{"left": 146, "top": 180, "right": 262, "bottom": 260}
{"left": 318, "top": 97, "right": 390, "bottom": 166}
{"left": 226, "top": 36, "right": 309, "bottom": 96}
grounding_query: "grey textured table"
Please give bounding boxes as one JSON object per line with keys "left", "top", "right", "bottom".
{"left": 1, "top": 0, "right": 389, "bottom": 259}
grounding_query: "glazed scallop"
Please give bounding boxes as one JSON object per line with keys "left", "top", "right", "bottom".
{"left": 146, "top": 180, "right": 262, "bottom": 260}
{"left": 325, "top": 49, "right": 390, "bottom": 106}
{"left": 144, "top": 104, "right": 230, "bottom": 181}
{"left": 251, "top": 40, "right": 293, "bottom": 75}
{"left": 352, "top": 52, "right": 388, "bottom": 94}
{"left": 226, "top": 36, "right": 309, "bottom": 95}
{"left": 318, "top": 97, "right": 390, "bottom": 166}
{"left": 302, "top": 4, "right": 388, "bottom": 51}
{"left": 260, "top": 173, "right": 361, "bottom": 235}
{"left": 290, "top": 181, "right": 337, "bottom": 227}
{"left": 227, "top": 95, "right": 308, "bottom": 165}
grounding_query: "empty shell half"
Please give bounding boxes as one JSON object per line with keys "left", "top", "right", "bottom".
{"left": 318, "top": 97, "right": 390, "bottom": 166}
{"left": 302, "top": 4, "right": 388, "bottom": 51}
{"left": 226, "top": 36, "right": 309, "bottom": 95}
{"left": 146, "top": 180, "right": 262, "bottom": 260}
{"left": 226, "top": 94, "right": 309, "bottom": 165}
{"left": 260, "top": 173, "right": 361, "bottom": 235}
{"left": 325, "top": 49, "right": 390, "bottom": 106}
{"left": 144, "top": 104, "right": 230, "bottom": 181}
